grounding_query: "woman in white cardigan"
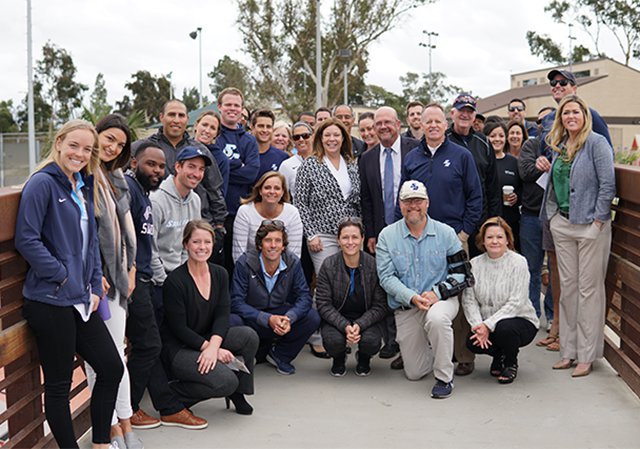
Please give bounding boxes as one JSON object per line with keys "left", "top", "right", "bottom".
{"left": 232, "top": 171, "right": 303, "bottom": 262}
{"left": 462, "top": 217, "right": 539, "bottom": 384}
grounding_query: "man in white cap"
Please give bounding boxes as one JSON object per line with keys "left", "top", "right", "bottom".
{"left": 376, "top": 180, "right": 475, "bottom": 399}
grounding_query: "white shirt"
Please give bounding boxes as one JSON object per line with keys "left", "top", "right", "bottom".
{"left": 378, "top": 136, "right": 402, "bottom": 204}
{"left": 324, "top": 155, "right": 352, "bottom": 200}
{"left": 279, "top": 154, "right": 304, "bottom": 199}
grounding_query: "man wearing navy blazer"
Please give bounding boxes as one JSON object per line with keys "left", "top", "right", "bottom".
{"left": 358, "top": 106, "right": 418, "bottom": 365}
{"left": 359, "top": 106, "right": 419, "bottom": 254}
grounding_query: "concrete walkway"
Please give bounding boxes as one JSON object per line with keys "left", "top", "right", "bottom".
{"left": 80, "top": 328, "right": 640, "bottom": 449}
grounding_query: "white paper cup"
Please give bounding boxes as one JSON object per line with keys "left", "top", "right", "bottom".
{"left": 502, "top": 185, "right": 514, "bottom": 206}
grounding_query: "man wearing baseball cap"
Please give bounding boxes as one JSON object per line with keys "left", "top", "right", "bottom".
{"left": 149, "top": 146, "right": 212, "bottom": 322}
{"left": 376, "top": 180, "right": 475, "bottom": 399}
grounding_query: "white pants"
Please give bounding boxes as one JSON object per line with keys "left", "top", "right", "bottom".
{"left": 308, "top": 233, "right": 341, "bottom": 275}
{"left": 550, "top": 214, "right": 611, "bottom": 363}
{"left": 395, "top": 298, "right": 459, "bottom": 383}
{"left": 85, "top": 296, "right": 133, "bottom": 424}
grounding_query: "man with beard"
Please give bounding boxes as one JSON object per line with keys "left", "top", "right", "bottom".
{"left": 125, "top": 143, "right": 208, "bottom": 430}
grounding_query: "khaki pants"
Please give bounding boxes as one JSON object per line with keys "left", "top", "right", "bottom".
{"left": 550, "top": 214, "right": 611, "bottom": 363}
{"left": 395, "top": 298, "right": 459, "bottom": 383}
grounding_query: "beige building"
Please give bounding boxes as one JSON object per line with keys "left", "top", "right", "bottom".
{"left": 477, "top": 58, "right": 640, "bottom": 152}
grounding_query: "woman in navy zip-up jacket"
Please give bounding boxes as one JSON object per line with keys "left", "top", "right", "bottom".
{"left": 15, "top": 120, "right": 123, "bottom": 449}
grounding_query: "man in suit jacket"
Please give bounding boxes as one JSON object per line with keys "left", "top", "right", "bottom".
{"left": 334, "top": 104, "right": 367, "bottom": 159}
{"left": 359, "top": 106, "right": 419, "bottom": 365}
{"left": 359, "top": 106, "right": 419, "bottom": 254}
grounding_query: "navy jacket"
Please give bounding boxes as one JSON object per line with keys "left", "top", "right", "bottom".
{"left": 214, "top": 124, "right": 260, "bottom": 215}
{"left": 230, "top": 249, "right": 312, "bottom": 328}
{"left": 125, "top": 171, "right": 155, "bottom": 280}
{"left": 15, "top": 163, "right": 102, "bottom": 307}
{"left": 397, "top": 137, "right": 483, "bottom": 235}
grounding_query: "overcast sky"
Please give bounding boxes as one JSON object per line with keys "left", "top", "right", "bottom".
{"left": 1, "top": 0, "right": 637, "bottom": 111}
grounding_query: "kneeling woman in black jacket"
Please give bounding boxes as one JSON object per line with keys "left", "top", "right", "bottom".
{"left": 316, "top": 217, "right": 389, "bottom": 376}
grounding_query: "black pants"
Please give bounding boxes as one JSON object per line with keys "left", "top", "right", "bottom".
{"left": 23, "top": 300, "right": 124, "bottom": 447}
{"left": 168, "top": 327, "right": 259, "bottom": 408}
{"left": 321, "top": 322, "right": 382, "bottom": 358}
{"left": 466, "top": 317, "right": 537, "bottom": 366}
{"left": 126, "top": 280, "right": 183, "bottom": 416}
{"left": 223, "top": 214, "right": 236, "bottom": 278}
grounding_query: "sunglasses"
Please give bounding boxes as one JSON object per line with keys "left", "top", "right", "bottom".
{"left": 508, "top": 106, "right": 524, "bottom": 112}
{"left": 550, "top": 79, "right": 573, "bottom": 87}
{"left": 338, "top": 216, "right": 363, "bottom": 226}
{"left": 261, "top": 219, "right": 285, "bottom": 230}
{"left": 292, "top": 133, "right": 311, "bottom": 141}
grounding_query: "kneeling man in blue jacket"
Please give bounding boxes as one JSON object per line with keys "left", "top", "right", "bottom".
{"left": 230, "top": 220, "right": 320, "bottom": 375}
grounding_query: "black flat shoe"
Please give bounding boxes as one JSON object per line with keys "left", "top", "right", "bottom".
{"left": 309, "top": 344, "right": 331, "bottom": 359}
{"left": 225, "top": 393, "right": 253, "bottom": 415}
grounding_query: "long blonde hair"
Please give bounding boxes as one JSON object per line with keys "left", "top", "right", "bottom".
{"left": 545, "top": 95, "right": 592, "bottom": 161}
{"left": 33, "top": 119, "right": 100, "bottom": 206}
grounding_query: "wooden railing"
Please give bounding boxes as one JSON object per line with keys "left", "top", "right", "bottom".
{"left": 605, "top": 164, "right": 640, "bottom": 397}
{"left": 1, "top": 166, "right": 640, "bottom": 446}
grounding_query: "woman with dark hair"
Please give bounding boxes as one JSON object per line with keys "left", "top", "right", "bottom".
{"left": 506, "top": 120, "right": 528, "bottom": 158}
{"left": 194, "top": 110, "right": 230, "bottom": 197}
{"left": 84, "top": 114, "right": 143, "bottom": 449}
{"left": 294, "top": 118, "right": 361, "bottom": 274}
{"left": 462, "top": 217, "right": 539, "bottom": 384}
{"left": 484, "top": 121, "right": 522, "bottom": 250}
{"left": 232, "top": 171, "right": 303, "bottom": 262}
{"left": 316, "top": 217, "right": 389, "bottom": 377}
{"left": 162, "top": 220, "right": 259, "bottom": 414}
{"left": 542, "top": 95, "right": 615, "bottom": 377}
{"left": 15, "top": 120, "right": 124, "bottom": 449}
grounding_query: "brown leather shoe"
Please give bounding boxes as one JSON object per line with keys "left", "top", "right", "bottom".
{"left": 454, "top": 362, "right": 475, "bottom": 376}
{"left": 390, "top": 355, "right": 404, "bottom": 370}
{"left": 130, "top": 408, "right": 161, "bottom": 429}
{"left": 161, "top": 408, "right": 208, "bottom": 430}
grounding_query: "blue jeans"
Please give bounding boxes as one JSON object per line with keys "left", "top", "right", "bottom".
{"left": 520, "top": 213, "right": 544, "bottom": 317}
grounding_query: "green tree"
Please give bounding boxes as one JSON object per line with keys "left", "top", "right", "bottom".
{"left": 181, "top": 87, "right": 207, "bottom": 111}
{"left": 120, "top": 71, "right": 173, "bottom": 124}
{"left": 235, "top": 0, "right": 434, "bottom": 117}
{"left": 208, "top": 55, "right": 256, "bottom": 103}
{"left": 358, "top": 84, "right": 404, "bottom": 112}
{"left": 83, "top": 73, "right": 111, "bottom": 123}
{"left": 35, "top": 41, "right": 88, "bottom": 125}
{"left": 17, "top": 80, "right": 53, "bottom": 132}
{"left": 0, "top": 100, "right": 18, "bottom": 133}
{"left": 400, "top": 71, "right": 463, "bottom": 106}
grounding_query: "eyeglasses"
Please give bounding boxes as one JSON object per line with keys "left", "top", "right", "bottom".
{"left": 508, "top": 106, "right": 524, "bottom": 112}
{"left": 550, "top": 79, "right": 573, "bottom": 87}
{"left": 292, "top": 133, "right": 311, "bottom": 141}
{"left": 261, "top": 219, "right": 285, "bottom": 230}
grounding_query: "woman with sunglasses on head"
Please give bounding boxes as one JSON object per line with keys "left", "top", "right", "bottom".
{"left": 315, "top": 217, "right": 389, "bottom": 377}
{"left": 83, "top": 114, "right": 144, "bottom": 449}
{"left": 279, "top": 121, "right": 314, "bottom": 198}
{"left": 541, "top": 94, "right": 615, "bottom": 378}
{"left": 232, "top": 171, "right": 303, "bottom": 262}
{"left": 162, "top": 220, "right": 258, "bottom": 415}
{"left": 15, "top": 120, "right": 124, "bottom": 449}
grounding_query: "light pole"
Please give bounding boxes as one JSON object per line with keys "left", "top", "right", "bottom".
{"left": 568, "top": 23, "right": 576, "bottom": 72}
{"left": 419, "top": 31, "right": 438, "bottom": 101}
{"left": 338, "top": 49, "right": 352, "bottom": 104}
{"left": 189, "top": 27, "right": 203, "bottom": 108}
{"left": 315, "top": 0, "right": 322, "bottom": 109}
{"left": 27, "top": 0, "right": 36, "bottom": 171}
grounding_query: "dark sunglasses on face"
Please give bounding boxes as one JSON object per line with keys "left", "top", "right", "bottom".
{"left": 550, "top": 79, "right": 573, "bottom": 87}
{"left": 508, "top": 106, "right": 524, "bottom": 112}
{"left": 292, "top": 133, "right": 311, "bottom": 141}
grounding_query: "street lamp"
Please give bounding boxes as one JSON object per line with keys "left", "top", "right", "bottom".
{"left": 419, "top": 31, "right": 438, "bottom": 101}
{"left": 315, "top": 0, "right": 322, "bottom": 109}
{"left": 27, "top": 0, "right": 36, "bottom": 171}
{"left": 338, "top": 49, "right": 352, "bottom": 104}
{"left": 568, "top": 23, "right": 576, "bottom": 72}
{"left": 189, "top": 27, "right": 203, "bottom": 108}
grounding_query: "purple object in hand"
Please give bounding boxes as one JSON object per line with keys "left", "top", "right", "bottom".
{"left": 96, "top": 295, "right": 111, "bottom": 321}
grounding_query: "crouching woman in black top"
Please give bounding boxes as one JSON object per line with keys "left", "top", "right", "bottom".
{"left": 316, "top": 217, "right": 389, "bottom": 377}
{"left": 161, "top": 219, "right": 259, "bottom": 415}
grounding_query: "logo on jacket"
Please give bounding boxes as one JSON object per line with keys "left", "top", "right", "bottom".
{"left": 223, "top": 144, "right": 240, "bottom": 159}
{"left": 58, "top": 198, "right": 67, "bottom": 203}
{"left": 443, "top": 159, "right": 451, "bottom": 167}
{"left": 271, "top": 164, "right": 278, "bottom": 171}
{"left": 144, "top": 206, "right": 152, "bottom": 221}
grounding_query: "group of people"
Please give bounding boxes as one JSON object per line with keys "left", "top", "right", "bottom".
{"left": 14, "top": 68, "right": 615, "bottom": 448}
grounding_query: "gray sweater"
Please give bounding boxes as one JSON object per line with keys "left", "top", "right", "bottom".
{"left": 462, "top": 250, "right": 539, "bottom": 332}
{"left": 150, "top": 176, "right": 201, "bottom": 285}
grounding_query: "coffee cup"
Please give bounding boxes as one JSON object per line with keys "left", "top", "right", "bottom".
{"left": 502, "top": 185, "right": 514, "bottom": 206}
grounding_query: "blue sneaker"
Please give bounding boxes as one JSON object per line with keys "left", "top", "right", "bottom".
{"left": 431, "top": 379, "right": 454, "bottom": 399}
{"left": 266, "top": 350, "right": 296, "bottom": 375}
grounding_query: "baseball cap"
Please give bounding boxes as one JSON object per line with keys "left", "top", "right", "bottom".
{"left": 176, "top": 146, "right": 212, "bottom": 166}
{"left": 399, "top": 180, "right": 428, "bottom": 201}
{"left": 452, "top": 93, "right": 477, "bottom": 111}
{"left": 547, "top": 69, "right": 577, "bottom": 84}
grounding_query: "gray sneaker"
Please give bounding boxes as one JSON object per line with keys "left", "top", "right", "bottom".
{"left": 110, "top": 435, "right": 125, "bottom": 449}
{"left": 125, "top": 431, "right": 145, "bottom": 449}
